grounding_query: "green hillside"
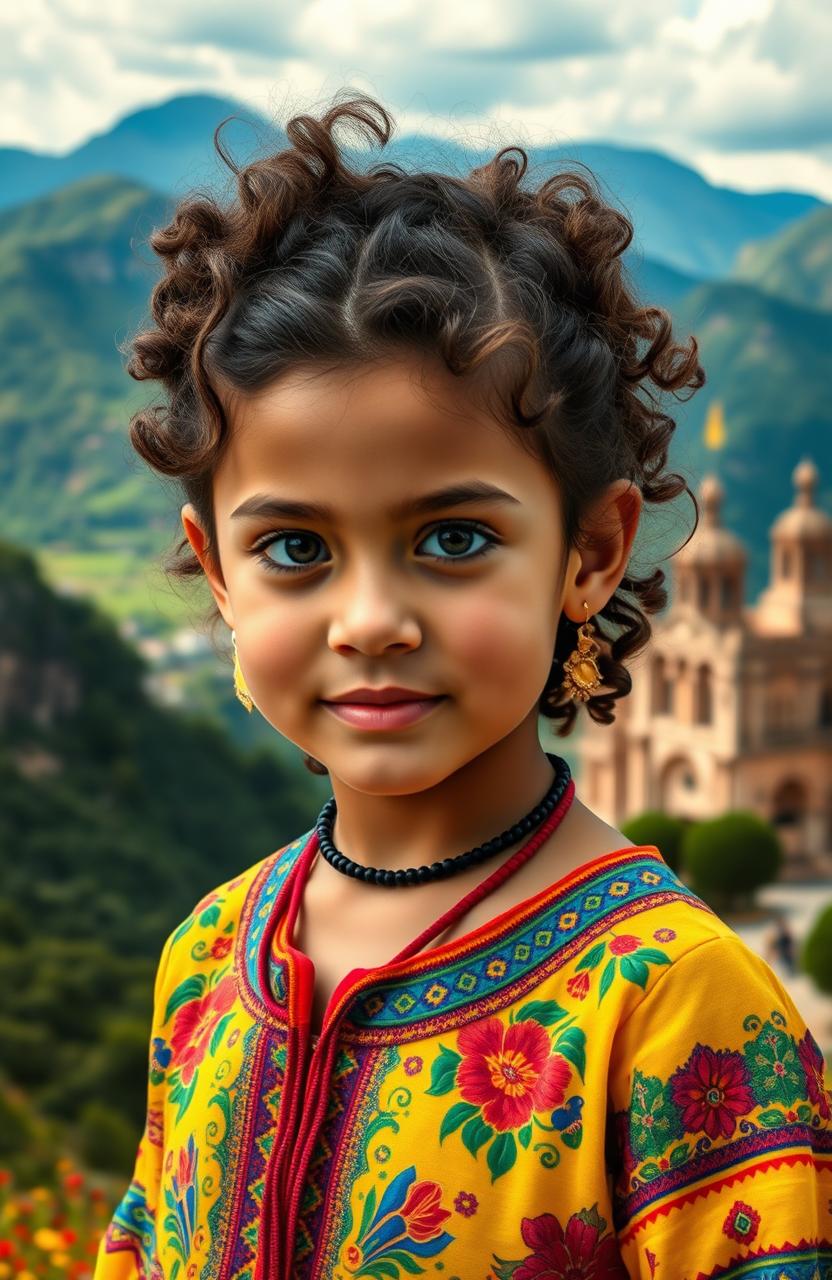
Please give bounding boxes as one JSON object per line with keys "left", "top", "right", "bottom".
{"left": 0, "top": 539, "right": 326, "bottom": 1178}
{"left": 732, "top": 203, "right": 832, "bottom": 312}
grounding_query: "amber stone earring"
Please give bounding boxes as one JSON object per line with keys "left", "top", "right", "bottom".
{"left": 559, "top": 601, "right": 603, "bottom": 702}
{"left": 232, "top": 630, "right": 254, "bottom": 713}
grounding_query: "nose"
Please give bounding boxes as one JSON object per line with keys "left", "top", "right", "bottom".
{"left": 326, "top": 563, "right": 422, "bottom": 655}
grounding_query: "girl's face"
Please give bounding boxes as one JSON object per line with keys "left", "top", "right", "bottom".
{"left": 182, "top": 350, "right": 583, "bottom": 795}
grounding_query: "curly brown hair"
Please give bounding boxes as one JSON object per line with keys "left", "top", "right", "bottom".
{"left": 122, "top": 89, "right": 704, "bottom": 776}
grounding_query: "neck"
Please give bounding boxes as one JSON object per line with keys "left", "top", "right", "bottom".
{"left": 322, "top": 717, "right": 561, "bottom": 872}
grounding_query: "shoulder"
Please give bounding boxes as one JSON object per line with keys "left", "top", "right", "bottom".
{"left": 156, "top": 825, "right": 315, "bottom": 985}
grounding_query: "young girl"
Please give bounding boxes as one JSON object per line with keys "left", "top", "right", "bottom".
{"left": 94, "top": 92, "right": 832, "bottom": 1280}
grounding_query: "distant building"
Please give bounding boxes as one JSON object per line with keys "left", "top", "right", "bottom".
{"left": 578, "top": 458, "right": 832, "bottom": 880}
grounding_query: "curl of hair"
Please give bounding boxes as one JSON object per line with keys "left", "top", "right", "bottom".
{"left": 122, "top": 88, "right": 704, "bottom": 777}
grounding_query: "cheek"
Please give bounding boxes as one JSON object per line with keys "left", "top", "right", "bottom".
{"left": 237, "top": 609, "right": 311, "bottom": 699}
{"left": 442, "top": 594, "right": 556, "bottom": 690}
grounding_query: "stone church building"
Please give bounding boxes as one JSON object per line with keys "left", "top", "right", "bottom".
{"left": 577, "top": 458, "right": 832, "bottom": 879}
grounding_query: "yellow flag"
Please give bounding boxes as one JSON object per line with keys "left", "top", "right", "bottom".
{"left": 704, "top": 400, "right": 725, "bottom": 450}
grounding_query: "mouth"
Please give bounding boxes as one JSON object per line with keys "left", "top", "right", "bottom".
{"left": 319, "top": 695, "right": 447, "bottom": 730}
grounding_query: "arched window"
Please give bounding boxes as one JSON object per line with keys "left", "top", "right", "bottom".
{"left": 652, "top": 655, "right": 672, "bottom": 715}
{"left": 695, "top": 665, "right": 713, "bottom": 724}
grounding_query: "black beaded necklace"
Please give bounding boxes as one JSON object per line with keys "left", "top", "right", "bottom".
{"left": 314, "top": 752, "right": 572, "bottom": 888}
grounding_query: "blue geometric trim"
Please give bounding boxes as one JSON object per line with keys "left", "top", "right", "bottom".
{"left": 347, "top": 855, "right": 705, "bottom": 1029}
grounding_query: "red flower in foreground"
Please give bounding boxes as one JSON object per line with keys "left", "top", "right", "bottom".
{"left": 670, "top": 1046, "right": 754, "bottom": 1140}
{"left": 399, "top": 1181, "right": 452, "bottom": 1242}
{"left": 608, "top": 935, "right": 641, "bottom": 956}
{"left": 797, "top": 1028, "right": 832, "bottom": 1120}
{"left": 566, "top": 971, "right": 590, "bottom": 1000}
{"left": 210, "top": 936, "right": 234, "bottom": 960}
{"left": 457, "top": 1016, "right": 571, "bottom": 1131}
{"left": 170, "top": 975, "right": 237, "bottom": 1085}
{"left": 515, "top": 1209, "right": 628, "bottom": 1278}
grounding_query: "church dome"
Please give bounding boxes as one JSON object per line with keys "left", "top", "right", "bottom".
{"left": 771, "top": 459, "right": 832, "bottom": 541}
{"left": 674, "top": 474, "right": 747, "bottom": 567}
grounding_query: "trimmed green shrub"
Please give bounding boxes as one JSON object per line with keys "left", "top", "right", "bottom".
{"left": 681, "top": 811, "right": 782, "bottom": 914}
{"left": 620, "top": 811, "right": 689, "bottom": 873}
{"left": 802, "top": 902, "right": 832, "bottom": 996}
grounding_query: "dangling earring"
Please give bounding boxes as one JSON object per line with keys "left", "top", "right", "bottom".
{"left": 232, "top": 630, "right": 254, "bottom": 713}
{"left": 559, "top": 601, "right": 603, "bottom": 702}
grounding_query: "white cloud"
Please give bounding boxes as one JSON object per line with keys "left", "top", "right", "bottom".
{"left": 0, "top": 0, "right": 829, "bottom": 198}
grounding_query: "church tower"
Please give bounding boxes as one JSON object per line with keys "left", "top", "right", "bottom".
{"left": 672, "top": 473, "right": 747, "bottom": 628}
{"left": 753, "top": 458, "right": 832, "bottom": 636}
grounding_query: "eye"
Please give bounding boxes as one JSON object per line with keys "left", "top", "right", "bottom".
{"left": 252, "top": 530, "right": 329, "bottom": 574}
{"left": 416, "top": 521, "right": 498, "bottom": 563}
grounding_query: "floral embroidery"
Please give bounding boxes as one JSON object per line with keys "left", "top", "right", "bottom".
{"left": 670, "top": 1046, "right": 756, "bottom": 1140}
{"left": 723, "top": 1199, "right": 761, "bottom": 1244}
{"left": 165, "top": 972, "right": 238, "bottom": 1120}
{"left": 163, "top": 1134, "right": 198, "bottom": 1278}
{"left": 403, "top": 1055, "right": 423, "bottom": 1076}
{"left": 427, "top": 1004, "right": 587, "bottom": 1180}
{"left": 454, "top": 1190, "right": 478, "bottom": 1216}
{"left": 347, "top": 1166, "right": 454, "bottom": 1278}
{"left": 798, "top": 1026, "right": 832, "bottom": 1120}
{"left": 572, "top": 934, "right": 670, "bottom": 1006}
{"left": 490, "top": 1205, "right": 627, "bottom": 1278}
{"left": 616, "top": 1005, "right": 830, "bottom": 1194}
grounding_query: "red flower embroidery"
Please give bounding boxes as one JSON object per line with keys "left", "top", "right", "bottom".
{"left": 797, "top": 1028, "right": 832, "bottom": 1120}
{"left": 170, "top": 975, "right": 237, "bottom": 1086}
{"left": 567, "top": 971, "right": 590, "bottom": 1000}
{"left": 514, "top": 1209, "right": 627, "bottom": 1278}
{"left": 399, "top": 1181, "right": 452, "bottom": 1241}
{"left": 210, "top": 936, "right": 234, "bottom": 960}
{"left": 608, "top": 935, "right": 641, "bottom": 956}
{"left": 146, "top": 1107, "right": 163, "bottom": 1147}
{"left": 457, "top": 1016, "right": 571, "bottom": 1131}
{"left": 669, "top": 1046, "right": 755, "bottom": 1140}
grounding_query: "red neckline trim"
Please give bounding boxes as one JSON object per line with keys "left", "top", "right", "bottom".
{"left": 269, "top": 825, "right": 664, "bottom": 1007}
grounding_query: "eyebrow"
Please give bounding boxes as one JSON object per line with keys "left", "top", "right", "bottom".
{"left": 230, "top": 480, "right": 522, "bottom": 523}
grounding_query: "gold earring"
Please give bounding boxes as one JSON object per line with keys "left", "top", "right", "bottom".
{"left": 559, "top": 601, "right": 603, "bottom": 702}
{"left": 232, "top": 630, "right": 254, "bottom": 713}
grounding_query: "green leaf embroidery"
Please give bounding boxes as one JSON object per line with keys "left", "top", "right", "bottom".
{"left": 515, "top": 999, "right": 567, "bottom": 1026}
{"left": 487, "top": 1131, "right": 517, "bottom": 1181}
{"left": 439, "top": 1101, "right": 479, "bottom": 1143}
{"left": 619, "top": 956, "right": 650, "bottom": 989}
{"left": 633, "top": 947, "right": 670, "bottom": 966}
{"left": 425, "top": 1046, "right": 461, "bottom": 1097}
{"left": 575, "top": 941, "right": 607, "bottom": 972}
{"left": 461, "top": 1114, "right": 493, "bottom": 1157}
{"left": 758, "top": 1107, "right": 787, "bottom": 1128}
{"left": 598, "top": 958, "right": 617, "bottom": 1004}
{"left": 164, "top": 974, "right": 206, "bottom": 1024}
{"left": 357, "top": 1185, "right": 377, "bottom": 1243}
{"left": 554, "top": 1026, "right": 586, "bottom": 1084}
{"left": 517, "top": 1123, "right": 532, "bottom": 1149}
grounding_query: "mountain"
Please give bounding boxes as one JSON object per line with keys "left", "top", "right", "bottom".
{"left": 0, "top": 92, "right": 824, "bottom": 281}
{"left": 731, "top": 203, "right": 832, "bottom": 312}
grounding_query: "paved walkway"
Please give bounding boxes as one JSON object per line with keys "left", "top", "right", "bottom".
{"left": 721, "top": 881, "right": 832, "bottom": 1062}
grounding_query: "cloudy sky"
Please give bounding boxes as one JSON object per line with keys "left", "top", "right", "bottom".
{"left": 3, "top": 0, "right": 830, "bottom": 198}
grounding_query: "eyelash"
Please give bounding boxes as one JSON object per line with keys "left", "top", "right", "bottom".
{"left": 250, "top": 520, "right": 500, "bottom": 576}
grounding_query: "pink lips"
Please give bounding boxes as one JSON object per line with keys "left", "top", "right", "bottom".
{"left": 321, "top": 696, "right": 446, "bottom": 730}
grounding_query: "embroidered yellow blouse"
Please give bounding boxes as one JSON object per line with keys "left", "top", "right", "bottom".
{"left": 94, "top": 825, "right": 832, "bottom": 1280}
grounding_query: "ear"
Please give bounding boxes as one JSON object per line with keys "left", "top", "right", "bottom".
{"left": 562, "top": 479, "right": 643, "bottom": 622}
{"left": 180, "top": 503, "right": 235, "bottom": 629}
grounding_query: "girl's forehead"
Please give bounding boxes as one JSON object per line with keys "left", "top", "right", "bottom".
{"left": 215, "top": 357, "right": 559, "bottom": 515}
